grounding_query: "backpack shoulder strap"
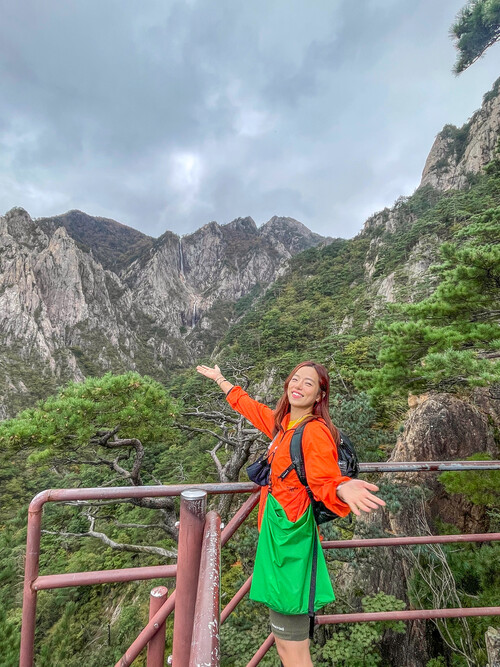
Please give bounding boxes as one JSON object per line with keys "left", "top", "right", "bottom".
{"left": 278, "top": 417, "right": 316, "bottom": 483}
{"left": 289, "top": 420, "right": 309, "bottom": 486}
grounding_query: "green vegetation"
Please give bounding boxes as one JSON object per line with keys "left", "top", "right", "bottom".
{"left": 451, "top": 0, "right": 500, "bottom": 73}
{"left": 357, "top": 202, "right": 500, "bottom": 398}
{"left": 318, "top": 593, "right": 406, "bottom": 667}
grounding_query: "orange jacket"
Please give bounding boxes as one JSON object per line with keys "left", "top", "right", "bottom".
{"left": 227, "top": 386, "right": 351, "bottom": 528}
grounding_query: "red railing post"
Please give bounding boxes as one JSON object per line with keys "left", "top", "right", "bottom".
{"left": 19, "top": 494, "right": 47, "bottom": 667}
{"left": 172, "top": 489, "right": 207, "bottom": 667}
{"left": 147, "top": 586, "right": 168, "bottom": 667}
{"left": 190, "top": 511, "right": 221, "bottom": 666}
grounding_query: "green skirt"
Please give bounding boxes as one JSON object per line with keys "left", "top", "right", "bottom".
{"left": 249, "top": 493, "right": 335, "bottom": 615}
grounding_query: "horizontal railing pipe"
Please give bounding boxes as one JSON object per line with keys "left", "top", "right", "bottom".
{"left": 358, "top": 460, "right": 500, "bottom": 472}
{"left": 28, "top": 482, "right": 260, "bottom": 513}
{"left": 317, "top": 607, "right": 500, "bottom": 625}
{"left": 322, "top": 532, "right": 500, "bottom": 550}
{"left": 33, "top": 564, "right": 177, "bottom": 590}
{"left": 26, "top": 461, "right": 500, "bottom": 513}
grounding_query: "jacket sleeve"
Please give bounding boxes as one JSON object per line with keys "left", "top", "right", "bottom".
{"left": 302, "top": 421, "right": 351, "bottom": 518}
{"left": 226, "top": 386, "right": 275, "bottom": 439}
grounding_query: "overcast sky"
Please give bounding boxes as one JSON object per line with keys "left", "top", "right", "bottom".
{"left": 0, "top": 0, "right": 498, "bottom": 239}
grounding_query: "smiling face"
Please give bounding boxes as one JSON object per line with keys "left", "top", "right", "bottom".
{"left": 287, "top": 365, "right": 322, "bottom": 414}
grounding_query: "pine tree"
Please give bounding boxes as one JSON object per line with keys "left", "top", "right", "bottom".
{"left": 451, "top": 0, "right": 500, "bottom": 73}
{"left": 357, "top": 202, "right": 500, "bottom": 398}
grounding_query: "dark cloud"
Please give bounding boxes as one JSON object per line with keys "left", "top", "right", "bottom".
{"left": 0, "top": 0, "right": 498, "bottom": 239}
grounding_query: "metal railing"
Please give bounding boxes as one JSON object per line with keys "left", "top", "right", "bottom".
{"left": 19, "top": 461, "right": 500, "bottom": 666}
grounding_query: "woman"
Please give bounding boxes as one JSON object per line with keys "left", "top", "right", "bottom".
{"left": 196, "top": 361, "right": 385, "bottom": 667}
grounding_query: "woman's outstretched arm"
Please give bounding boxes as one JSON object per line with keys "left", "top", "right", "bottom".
{"left": 196, "top": 364, "right": 234, "bottom": 395}
{"left": 196, "top": 364, "right": 275, "bottom": 438}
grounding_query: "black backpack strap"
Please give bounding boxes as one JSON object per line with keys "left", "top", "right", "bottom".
{"left": 292, "top": 421, "right": 318, "bottom": 636}
{"left": 308, "top": 525, "right": 318, "bottom": 639}
{"left": 287, "top": 421, "right": 318, "bottom": 515}
{"left": 289, "top": 419, "right": 311, "bottom": 486}
{"left": 278, "top": 417, "right": 315, "bottom": 481}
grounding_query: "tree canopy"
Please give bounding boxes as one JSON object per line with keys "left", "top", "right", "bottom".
{"left": 0, "top": 371, "right": 178, "bottom": 463}
{"left": 451, "top": 0, "right": 500, "bottom": 73}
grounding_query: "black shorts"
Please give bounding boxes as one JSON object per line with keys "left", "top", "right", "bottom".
{"left": 269, "top": 609, "right": 309, "bottom": 641}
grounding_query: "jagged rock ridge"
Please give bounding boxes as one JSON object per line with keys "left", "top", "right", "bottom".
{"left": 0, "top": 208, "right": 326, "bottom": 416}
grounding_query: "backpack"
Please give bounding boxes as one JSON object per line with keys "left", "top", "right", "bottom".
{"left": 279, "top": 419, "right": 359, "bottom": 524}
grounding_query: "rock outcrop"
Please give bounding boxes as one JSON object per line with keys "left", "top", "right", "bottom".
{"left": 338, "top": 393, "right": 497, "bottom": 666}
{"left": 421, "top": 78, "right": 500, "bottom": 191}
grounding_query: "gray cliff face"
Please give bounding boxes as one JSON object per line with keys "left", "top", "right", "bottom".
{"left": 122, "top": 215, "right": 323, "bottom": 338}
{"left": 420, "top": 78, "right": 500, "bottom": 190}
{"left": 338, "top": 392, "right": 496, "bottom": 667}
{"left": 358, "top": 79, "right": 500, "bottom": 311}
{"left": 0, "top": 208, "right": 325, "bottom": 416}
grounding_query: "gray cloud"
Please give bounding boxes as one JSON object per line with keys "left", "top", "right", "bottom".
{"left": 0, "top": 0, "right": 499, "bottom": 239}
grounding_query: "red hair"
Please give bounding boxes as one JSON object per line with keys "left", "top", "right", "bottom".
{"left": 273, "top": 361, "right": 339, "bottom": 445}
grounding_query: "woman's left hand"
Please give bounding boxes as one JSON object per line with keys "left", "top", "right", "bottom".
{"left": 196, "top": 364, "right": 222, "bottom": 380}
{"left": 336, "top": 480, "right": 386, "bottom": 516}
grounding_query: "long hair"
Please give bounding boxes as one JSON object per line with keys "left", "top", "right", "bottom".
{"left": 273, "top": 361, "right": 339, "bottom": 445}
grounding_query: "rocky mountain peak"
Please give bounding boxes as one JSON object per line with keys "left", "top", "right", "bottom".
{"left": 224, "top": 216, "right": 258, "bottom": 233}
{"left": 2, "top": 206, "right": 46, "bottom": 246}
{"left": 420, "top": 76, "right": 500, "bottom": 190}
{"left": 0, "top": 206, "right": 327, "bottom": 416}
{"left": 37, "top": 209, "right": 154, "bottom": 273}
{"left": 360, "top": 77, "right": 500, "bottom": 240}
{"left": 259, "top": 215, "right": 326, "bottom": 253}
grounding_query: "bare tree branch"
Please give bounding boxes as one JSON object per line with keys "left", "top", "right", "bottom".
{"left": 175, "top": 424, "right": 236, "bottom": 447}
{"left": 42, "top": 510, "right": 177, "bottom": 560}
{"left": 208, "top": 442, "right": 225, "bottom": 480}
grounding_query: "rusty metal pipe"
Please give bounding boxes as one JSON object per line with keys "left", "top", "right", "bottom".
{"left": 359, "top": 461, "right": 500, "bottom": 472}
{"left": 19, "top": 502, "right": 43, "bottom": 667}
{"left": 27, "top": 483, "right": 258, "bottom": 509}
{"left": 322, "top": 532, "right": 500, "bottom": 550}
{"left": 221, "top": 491, "right": 260, "bottom": 546}
{"left": 33, "top": 565, "right": 177, "bottom": 590}
{"left": 190, "top": 511, "right": 221, "bottom": 666}
{"left": 245, "top": 633, "right": 275, "bottom": 667}
{"left": 147, "top": 586, "right": 168, "bottom": 667}
{"left": 116, "top": 591, "right": 176, "bottom": 667}
{"left": 23, "top": 460, "right": 500, "bottom": 511}
{"left": 221, "top": 575, "right": 252, "bottom": 625}
{"left": 172, "top": 489, "right": 207, "bottom": 667}
{"left": 317, "top": 607, "right": 500, "bottom": 624}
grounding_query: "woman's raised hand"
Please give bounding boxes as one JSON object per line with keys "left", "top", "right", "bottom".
{"left": 196, "top": 364, "right": 222, "bottom": 381}
{"left": 336, "top": 479, "right": 386, "bottom": 516}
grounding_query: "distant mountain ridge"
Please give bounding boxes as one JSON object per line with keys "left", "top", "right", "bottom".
{"left": 0, "top": 208, "right": 327, "bottom": 417}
